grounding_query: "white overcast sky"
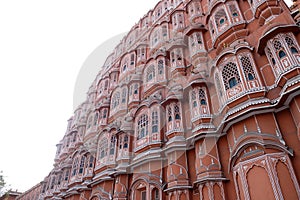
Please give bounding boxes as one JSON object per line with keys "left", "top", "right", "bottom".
{"left": 0, "top": 0, "right": 159, "bottom": 192}
{"left": 0, "top": 0, "right": 293, "bottom": 193}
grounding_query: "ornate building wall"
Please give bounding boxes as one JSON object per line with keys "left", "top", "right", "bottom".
{"left": 18, "top": 0, "right": 300, "bottom": 199}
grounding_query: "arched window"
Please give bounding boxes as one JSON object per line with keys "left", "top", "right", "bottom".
{"left": 110, "top": 136, "right": 116, "bottom": 155}
{"left": 152, "top": 30, "right": 159, "bottom": 46}
{"left": 222, "top": 62, "right": 241, "bottom": 90}
{"left": 178, "top": 14, "right": 184, "bottom": 26}
{"left": 57, "top": 174, "right": 62, "bottom": 185}
{"left": 199, "top": 89, "right": 207, "bottom": 105}
{"left": 87, "top": 115, "right": 93, "bottom": 129}
{"left": 88, "top": 156, "right": 94, "bottom": 168}
{"left": 189, "top": 32, "right": 204, "bottom": 54}
{"left": 291, "top": 47, "right": 298, "bottom": 54}
{"left": 199, "top": 140, "right": 205, "bottom": 155}
{"left": 248, "top": 73, "right": 254, "bottom": 80}
{"left": 192, "top": 91, "right": 197, "bottom": 107}
{"left": 131, "top": 54, "right": 135, "bottom": 65}
{"left": 174, "top": 104, "right": 181, "bottom": 120}
{"left": 72, "top": 158, "right": 79, "bottom": 176}
{"left": 124, "top": 135, "right": 128, "bottom": 148}
{"left": 50, "top": 177, "right": 56, "bottom": 189}
{"left": 215, "top": 9, "right": 227, "bottom": 27}
{"left": 99, "top": 138, "right": 108, "bottom": 159}
{"left": 158, "top": 60, "right": 164, "bottom": 75}
{"left": 285, "top": 35, "right": 299, "bottom": 54}
{"left": 78, "top": 156, "right": 85, "bottom": 174}
{"left": 266, "top": 47, "right": 276, "bottom": 66}
{"left": 121, "top": 88, "right": 127, "bottom": 104}
{"left": 273, "top": 40, "right": 285, "bottom": 58}
{"left": 134, "top": 84, "right": 139, "bottom": 94}
{"left": 215, "top": 73, "right": 223, "bottom": 98}
{"left": 229, "top": 77, "right": 237, "bottom": 88}
{"left": 168, "top": 106, "right": 172, "bottom": 122}
{"left": 240, "top": 55, "right": 256, "bottom": 81}
{"left": 152, "top": 111, "right": 159, "bottom": 133}
{"left": 64, "top": 169, "right": 70, "bottom": 181}
{"left": 119, "top": 136, "right": 123, "bottom": 149}
{"left": 196, "top": 33, "right": 202, "bottom": 44}
{"left": 219, "top": 18, "right": 225, "bottom": 25}
{"left": 229, "top": 4, "right": 239, "bottom": 17}
{"left": 123, "top": 64, "right": 127, "bottom": 72}
{"left": 112, "top": 92, "right": 120, "bottom": 109}
{"left": 72, "top": 133, "right": 77, "bottom": 142}
{"left": 279, "top": 50, "right": 286, "bottom": 59}
{"left": 103, "top": 109, "right": 107, "bottom": 118}
{"left": 210, "top": 22, "right": 215, "bottom": 35}
{"left": 147, "top": 65, "right": 155, "bottom": 82}
{"left": 104, "top": 80, "right": 108, "bottom": 90}
{"left": 152, "top": 188, "right": 159, "bottom": 200}
{"left": 162, "top": 25, "right": 168, "bottom": 38}
{"left": 137, "top": 114, "right": 148, "bottom": 139}
{"left": 171, "top": 52, "right": 175, "bottom": 63}
{"left": 94, "top": 113, "right": 98, "bottom": 126}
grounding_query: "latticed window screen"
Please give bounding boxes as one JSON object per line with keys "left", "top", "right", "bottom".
{"left": 222, "top": 62, "right": 241, "bottom": 90}
{"left": 152, "top": 111, "right": 159, "bottom": 133}
{"left": 174, "top": 103, "right": 181, "bottom": 120}
{"left": 112, "top": 92, "right": 120, "bottom": 109}
{"left": 215, "top": 73, "right": 223, "bottom": 97}
{"left": 210, "top": 21, "right": 215, "bottom": 34}
{"left": 72, "top": 158, "right": 79, "bottom": 176}
{"left": 199, "top": 88, "right": 207, "bottom": 105}
{"left": 285, "top": 35, "right": 299, "bottom": 54}
{"left": 110, "top": 136, "right": 116, "bottom": 155}
{"left": 154, "top": 188, "right": 159, "bottom": 200}
{"left": 131, "top": 54, "right": 135, "bottom": 65}
{"left": 199, "top": 140, "right": 205, "bottom": 155}
{"left": 229, "top": 4, "right": 239, "bottom": 17}
{"left": 168, "top": 106, "right": 172, "bottom": 122}
{"left": 134, "top": 84, "right": 138, "bottom": 94}
{"left": 196, "top": 33, "right": 202, "bottom": 44}
{"left": 99, "top": 138, "right": 108, "bottom": 159}
{"left": 273, "top": 40, "right": 283, "bottom": 51}
{"left": 103, "top": 109, "right": 107, "bottom": 118}
{"left": 138, "top": 114, "right": 148, "bottom": 139}
{"left": 79, "top": 156, "right": 85, "bottom": 174}
{"left": 162, "top": 26, "right": 168, "bottom": 37}
{"left": 129, "top": 85, "right": 133, "bottom": 95}
{"left": 50, "top": 177, "right": 56, "bottom": 189}
{"left": 124, "top": 135, "right": 128, "bottom": 148}
{"left": 192, "top": 90, "right": 197, "bottom": 107}
{"left": 119, "top": 137, "right": 123, "bottom": 149}
{"left": 147, "top": 65, "right": 155, "bottom": 82}
{"left": 158, "top": 60, "right": 164, "bottom": 74}
{"left": 240, "top": 55, "right": 256, "bottom": 81}
{"left": 87, "top": 116, "right": 93, "bottom": 129}
{"left": 285, "top": 35, "right": 295, "bottom": 46}
{"left": 57, "top": 174, "right": 62, "bottom": 185}
{"left": 121, "top": 88, "right": 127, "bottom": 103}
{"left": 64, "top": 169, "right": 70, "bottom": 181}
{"left": 94, "top": 113, "right": 98, "bottom": 126}
{"left": 88, "top": 156, "right": 94, "bottom": 168}
{"left": 215, "top": 9, "right": 227, "bottom": 26}
{"left": 266, "top": 47, "right": 276, "bottom": 65}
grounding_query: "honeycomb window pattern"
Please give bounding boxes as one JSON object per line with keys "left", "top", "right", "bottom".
{"left": 240, "top": 55, "right": 256, "bottom": 81}
{"left": 222, "top": 62, "right": 241, "bottom": 90}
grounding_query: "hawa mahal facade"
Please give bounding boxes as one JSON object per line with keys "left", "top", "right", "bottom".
{"left": 17, "top": 0, "right": 300, "bottom": 199}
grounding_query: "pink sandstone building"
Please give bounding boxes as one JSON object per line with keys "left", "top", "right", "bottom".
{"left": 17, "top": 0, "right": 300, "bottom": 199}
